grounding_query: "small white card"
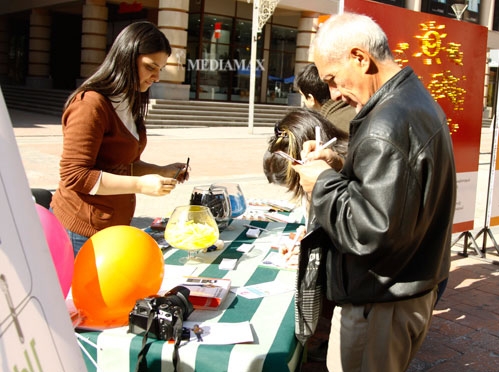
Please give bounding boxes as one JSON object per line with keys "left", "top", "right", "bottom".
{"left": 246, "top": 228, "right": 261, "bottom": 238}
{"left": 233, "top": 281, "right": 294, "bottom": 299}
{"left": 159, "top": 265, "right": 197, "bottom": 293}
{"left": 182, "top": 321, "right": 254, "bottom": 345}
{"left": 236, "top": 243, "right": 254, "bottom": 253}
{"left": 219, "top": 258, "right": 238, "bottom": 270}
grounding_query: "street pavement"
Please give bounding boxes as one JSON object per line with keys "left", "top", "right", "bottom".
{"left": 9, "top": 108, "right": 288, "bottom": 227}
{"left": 8, "top": 108, "right": 499, "bottom": 371}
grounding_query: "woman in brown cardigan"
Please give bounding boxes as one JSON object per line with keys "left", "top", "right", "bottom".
{"left": 51, "top": 22, "right": 188, "bottom": 255}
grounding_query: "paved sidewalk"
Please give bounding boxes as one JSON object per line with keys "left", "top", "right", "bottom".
{"left": 9, "top": 108, "right": 288, "bottom": 224}
{"left": 8, "top": 108, "right": 499, "bottom": 371}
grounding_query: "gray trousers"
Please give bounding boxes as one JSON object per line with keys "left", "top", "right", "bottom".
{"left": 326, "top": 288, "right": 437, "bottom": 372}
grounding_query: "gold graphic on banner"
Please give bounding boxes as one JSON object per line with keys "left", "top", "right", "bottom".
{"left": 447, "top": 117, "right": 459, "bottom": 135}
{"left": 393, "top": 21, "right": 465, "bottom": 134}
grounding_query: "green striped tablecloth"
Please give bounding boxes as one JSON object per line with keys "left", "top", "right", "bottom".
{"left": 78, "top": 219, "right": 304, "bottom": 372}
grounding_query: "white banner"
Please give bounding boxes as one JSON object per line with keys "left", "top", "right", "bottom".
{"left": 0, "top": 88, "right": 85, "bottom": 371}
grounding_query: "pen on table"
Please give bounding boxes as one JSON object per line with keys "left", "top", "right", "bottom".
{"left": 243, "top": 224, "right": 269, "bottom": 232}
{"left": 316, "top": 137, "right": 337, "bottom": 152}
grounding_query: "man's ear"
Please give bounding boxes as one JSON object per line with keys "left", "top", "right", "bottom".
{"left": 350, "top": 48, "right": 367, "bottom": 65}
{"left": 350, "top": 47, "right": 375, "bottom": 73}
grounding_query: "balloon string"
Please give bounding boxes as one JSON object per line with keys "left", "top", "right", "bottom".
{"left": 75, "top": 332, "right": 101, "bottom": 350}
{"left": 76, "top": 337, "right": 103, "bottom": 372}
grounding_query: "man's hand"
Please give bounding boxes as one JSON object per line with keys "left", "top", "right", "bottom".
{"left": 302, "top": 140, "right": 344, "bottom": 170}
{"left": 293, "top": 160, "right": 330, "bottom": 194}
{"left": 293, "top": 140, "right": 339, "bottom": 194}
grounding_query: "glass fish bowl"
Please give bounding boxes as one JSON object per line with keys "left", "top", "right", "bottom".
{"left": 164, "top": 205, "right": 219, "bottom": 263}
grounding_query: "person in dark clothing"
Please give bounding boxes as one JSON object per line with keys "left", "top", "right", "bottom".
{"left": 294, "top": 13, "right": 456, "bottom": 371}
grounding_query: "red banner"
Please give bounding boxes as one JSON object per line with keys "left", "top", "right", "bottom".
{"left": 338, "top": 0, "right": 488, "bottom": 232}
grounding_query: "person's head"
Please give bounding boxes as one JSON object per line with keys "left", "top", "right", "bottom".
{"left": 264, "top": 108, "right": 348, "bottom": 200}
{"left": 313, "top": 12, "right": 399, "bottom": 113}
{"left": 295, "top": 63, "right": 331, "bottom": 110}
{"left": 68, "top": 21, "right": 171, "bottom": 124}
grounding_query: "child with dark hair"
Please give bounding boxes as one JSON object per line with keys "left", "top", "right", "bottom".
{"left": 295, "top": 63, "right": 356, "bottom": 133}
{"left": 263, "top": 108, "right": 348, "bottom": 202}
{"left": 263, "top": 107, "right": 348, "bottom": 362}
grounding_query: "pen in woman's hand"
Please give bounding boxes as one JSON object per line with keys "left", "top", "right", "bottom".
{"left": 174, "top": 157, "right": 190, "bottom": 180}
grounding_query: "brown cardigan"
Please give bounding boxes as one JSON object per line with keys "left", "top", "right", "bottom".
{"left": 51, "top": 91, "right": 147, "bottom": 237}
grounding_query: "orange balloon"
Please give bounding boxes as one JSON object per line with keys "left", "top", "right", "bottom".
{"left": 72, "top": 225, "right": 164, "bottom": 326}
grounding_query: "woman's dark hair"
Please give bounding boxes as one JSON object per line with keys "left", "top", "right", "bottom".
{"left": 65, "top": 21, "right": 171, "bottom": 129}
{"left": 263, "top": 108, "right": 349, "bottom": 200}
{"left": 295, "top": 63, "right": 331, "bottom": 105}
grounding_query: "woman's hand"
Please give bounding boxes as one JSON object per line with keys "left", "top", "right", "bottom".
{"left": 132, "top": 160, "right": 190, "bottom": 183}
{"left": 136, "top": 174, "right": 177, "bottom": 196}
{"left": 158, "top": 162, "right": 190, "bottom": 183}
{"left": 279, "top": 226, "right": 307, "bottom": 266}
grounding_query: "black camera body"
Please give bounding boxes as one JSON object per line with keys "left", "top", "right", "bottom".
{"left": 128, "top": 285, "right": 194, "bottom": 342}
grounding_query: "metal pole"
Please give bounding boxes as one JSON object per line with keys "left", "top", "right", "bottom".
{"left": 248, "top": 0, "right": 259, "bottom": 134}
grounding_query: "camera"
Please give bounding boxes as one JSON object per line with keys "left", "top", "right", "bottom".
{"left": 128, "top": 285, "right": 194, "bottom": 342}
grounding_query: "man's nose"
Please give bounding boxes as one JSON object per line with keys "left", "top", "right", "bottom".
{"left": 329, "top": 87, "right": 342, "bottom": 101}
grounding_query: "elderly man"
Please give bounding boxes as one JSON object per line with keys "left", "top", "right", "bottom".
{"left": 294, "top": 12, "right": 456, "bottom": 372}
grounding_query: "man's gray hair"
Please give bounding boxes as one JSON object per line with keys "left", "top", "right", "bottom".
{"left": 314, "top": 12, "right": 394, "bottom": 62}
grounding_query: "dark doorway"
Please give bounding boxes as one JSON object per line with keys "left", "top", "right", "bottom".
{"left": 6, "top": 15, "right": 29, "bottom": 85}
{"left": 51, "top": 13, "right": 81, "bottom": 90}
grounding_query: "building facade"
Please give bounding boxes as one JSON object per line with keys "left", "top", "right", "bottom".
{"left": 1, "top": 0, "right": 499, "bottom": 107}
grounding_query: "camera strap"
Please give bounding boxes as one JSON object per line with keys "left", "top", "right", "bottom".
{"left": 171, "top": 311, "right": 185, "bottom": 370}
{"left": 134, "top": 310, "right": 182, "bottom": 372}
{"left": 134, "top": 311, "right": 155, "bottom": 372}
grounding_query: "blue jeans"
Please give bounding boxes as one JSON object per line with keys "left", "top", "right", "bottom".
{"left": 66, "top": 230, "right": 89, "bottom": 257}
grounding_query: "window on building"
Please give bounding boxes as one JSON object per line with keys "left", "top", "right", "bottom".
{"left": 266, "top": 26, "right": 296, "bottom": 104}
{"left": 198, "top": 15, "right": 233, "bottom": 100}
{"left": 493, "top": 0, "right": 499, "bottom": 30}
{"left": 421, "top": 0, "right": 481, "bottom": 23}
{"left": 372, "top": 0, "right": 406, "bottom": 7}
{"left": 186, "top": 13, "right": 264, "bottom": 102}
{"left": 186, "top": 14, "right": 201, "bottom": 99}
{"left": 231, "top": 19, "right": 263, "bottom": 102}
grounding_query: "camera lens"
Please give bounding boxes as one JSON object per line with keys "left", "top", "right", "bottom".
{"left": 163, "top": 286, "right": 194, "bottom": 320}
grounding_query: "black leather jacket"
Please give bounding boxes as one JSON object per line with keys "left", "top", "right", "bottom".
{"left": 311, "top": 67, "right": 456, "bottom": 305}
